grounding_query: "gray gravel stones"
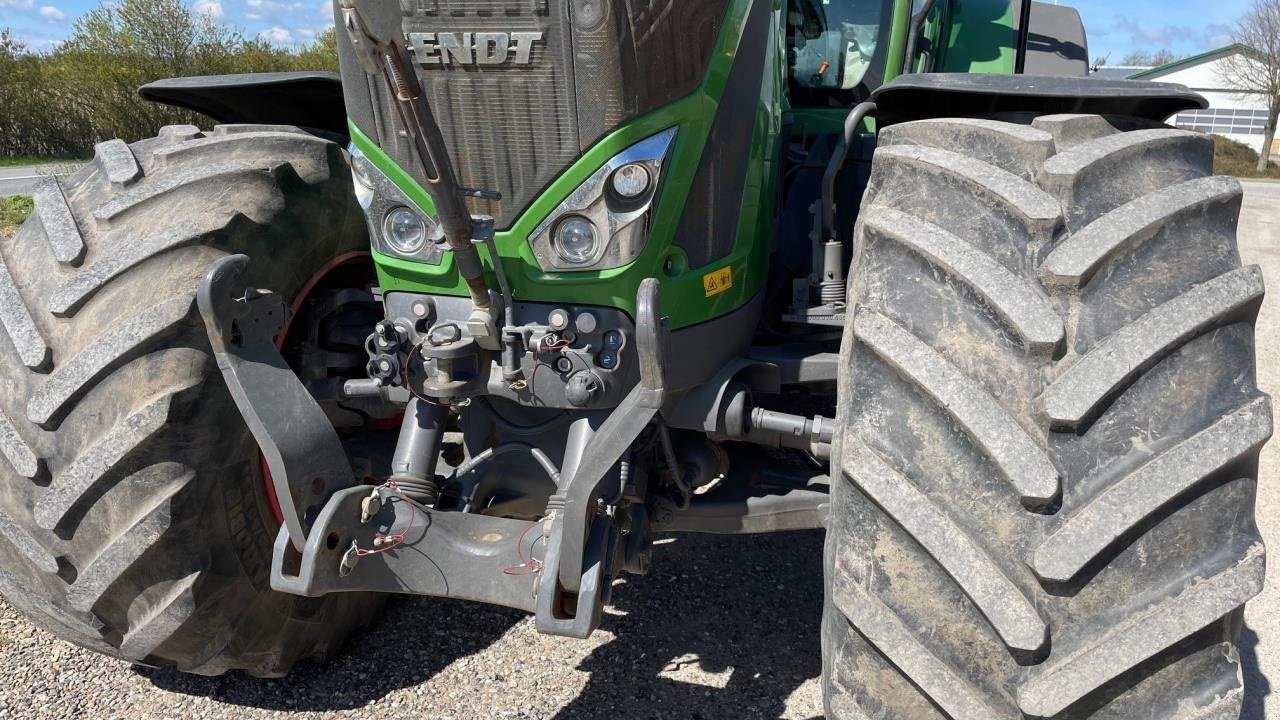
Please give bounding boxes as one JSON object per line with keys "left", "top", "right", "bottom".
{"left": 0, "top": 532, "right": 825, "bottom": 720}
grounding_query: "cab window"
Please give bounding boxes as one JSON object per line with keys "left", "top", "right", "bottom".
{"left": 787, "top": 0, "right": 896, "bottom": 104}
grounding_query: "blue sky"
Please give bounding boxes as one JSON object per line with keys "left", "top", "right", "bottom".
{"left": 1070, "top": 0, "right": 1250, "bottom": 64}
{"left": 0, "top": 0, "right": 1259, "bottom": 56}
{"left": 1, "top": 0, "right": 335, "bottom": 49}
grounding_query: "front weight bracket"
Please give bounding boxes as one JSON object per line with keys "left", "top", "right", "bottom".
{"left": 196, "top": 254, "right": 357, "bottom": 552}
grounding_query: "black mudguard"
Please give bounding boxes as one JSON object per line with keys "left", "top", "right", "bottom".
{"left": 138, "top": 71, "right": 347, "bottom": 138}
{"left": 872, "top": 73, "right": 1208, "bottom": 126}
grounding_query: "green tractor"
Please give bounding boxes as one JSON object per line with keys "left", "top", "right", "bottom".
{"left": 0, "top": 0, "right": 1269, "bottom": 716}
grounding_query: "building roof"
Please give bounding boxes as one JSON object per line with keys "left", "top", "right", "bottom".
{"left": 1128, "top": 44, "right": 1263, "bottom": 80}
{"left": 1090, "top": 66, "right": 1152, "bottom": 80}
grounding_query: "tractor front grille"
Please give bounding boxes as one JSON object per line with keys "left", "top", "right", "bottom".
{"left": 340, "top": 0, "right": 732, "bottom": 229}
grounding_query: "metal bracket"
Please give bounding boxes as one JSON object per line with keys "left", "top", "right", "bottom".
{"left": 535, "top": 278, "right": 667, "bottom": 638}
{"left": 196, "top": 254, "right": 356, "bottom": 552}
{"left": 534, "top": 515, "right": 615, "bottom": 638}
{"left": 271, "top": 486, "right": 545, "bottom": 611}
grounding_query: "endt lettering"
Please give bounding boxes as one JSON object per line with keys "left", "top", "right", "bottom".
{"left": 407, "top": 31, "right": 544, "bottom": 66}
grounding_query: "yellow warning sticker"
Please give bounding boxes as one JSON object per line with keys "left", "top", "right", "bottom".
{"left": 702, "top": 266, "right": 733, "bottom": 297}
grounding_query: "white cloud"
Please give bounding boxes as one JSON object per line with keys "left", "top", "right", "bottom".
{"left": 192, "top": 0, "right": 222, "bottom": 18}
{"left": 1113, "top": 17, "right": 1191, "bottom": 47}
{"left": 8, "top": 34, "right": 60, "bottom": 50}
{"left": 258, "top": 26, "right": 293, "bottom": 44}
{"left": 38, "top": 4, "right": 64, "bottom": 20}
{"left": 0, "top": 0, "right": 35, "bottom": 10}
{"left": 316, "top": 0, "right": 329, "bottom": 17}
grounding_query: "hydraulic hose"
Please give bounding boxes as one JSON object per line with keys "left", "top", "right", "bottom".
{"left": 452, "top": 442, "right": 562, "bottom": 486}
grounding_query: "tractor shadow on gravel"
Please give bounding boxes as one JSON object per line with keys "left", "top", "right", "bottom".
{"left": 133, "top": 527, "right": 1272, "bottom": 718}
{"left": 137, "top": 596, "right": 527, "bottom": 711}
{"left": 1242, "top": 623, "right": 1270, "bottom": 720}
{"left": 550, "top": 531, "right": 826, "bottom": 720}
{"left": 138, "top": 530, "right": 826, "bottom": 717}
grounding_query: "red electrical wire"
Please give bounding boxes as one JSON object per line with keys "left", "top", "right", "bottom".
{"left": 354, "top": 481, "right": 418, "bottom": 556}
{"left": 503, "top": 521, "right": 545, "bottom": 576}
{"left": 528, "top": 339, "right": 571, "bottom": 391}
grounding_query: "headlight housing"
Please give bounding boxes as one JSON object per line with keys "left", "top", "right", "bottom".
{"left": 348, "top": 143, "right": 446, "bottom": 265}
{"left": 528, "top": 128, "right": 676, "bottom": 272}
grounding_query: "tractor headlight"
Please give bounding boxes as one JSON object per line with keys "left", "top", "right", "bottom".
{"left": 348, "top": 142, "right": 448, "bottom": 266}
{"left": 610, "top": 163, "right": 650, "bottom": 199}
{"left": 553, "top": 216, "right": 599, "bottom": 265}
{"left": 350, "top": 147, "right": 375, "bottom": 189}
{"left": 528, "top": 128, "right": 676, "bottom": 272}
{"left": 383, "top": 207, "right": 429, "bottom": 255}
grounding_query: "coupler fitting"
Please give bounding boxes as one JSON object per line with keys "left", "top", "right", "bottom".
{"left": 746, "top": 408, "right": 834, "bottom": 458}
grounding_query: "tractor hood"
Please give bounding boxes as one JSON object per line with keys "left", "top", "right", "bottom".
{"left": 336, "top": 0, "right": 733, "bottom": 229}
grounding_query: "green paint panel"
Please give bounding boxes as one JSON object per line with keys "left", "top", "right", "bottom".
{"left": 885, "top": 0, "right": 914, "bottom": 78}
{"left": 356, "top": 0, "right": 1012, "bottom": 328}
{"left": 936, "top": 0, "right": 1018, "bottom": 74}
{"left": 357, "top": 0, "right": 783, "bottom": 330}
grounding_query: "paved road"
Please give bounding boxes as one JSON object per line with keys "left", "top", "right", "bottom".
{"left": 0, "top": 182, "right": 1274, "bottom": 720}
{"left": 0, "top": 163, "right": 80, "bottom": 196}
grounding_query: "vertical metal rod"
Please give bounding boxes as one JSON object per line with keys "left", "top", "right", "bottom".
{"left": 902, "top": 0, "right": 939, "bottom": 76}
{"left": 1014, "top": 0, "right": 1033, "bottom": 74}
{"left": 813, "top": 101, "right": 877, "bottom": 309}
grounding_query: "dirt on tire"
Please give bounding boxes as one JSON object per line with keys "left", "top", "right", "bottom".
{"left": 0, "top": 124, "right": 381, "bottom": 676}
{"left": 824, "top": 114, "right": 1270, "bottom": 719}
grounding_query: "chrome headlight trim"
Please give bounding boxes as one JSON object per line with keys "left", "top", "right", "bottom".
{"left": 348, "top": 144, "right": 446, "bottom": 265}
{"left": 528, "top": 127, "right": 677, "bottom": 272}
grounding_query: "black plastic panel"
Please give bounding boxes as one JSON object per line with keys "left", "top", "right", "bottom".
{"left": 138, "top": 72, "right": 348, "bottom": 137}
{"left": 872, "top": 74, "right": 1208, "bottom": 126}
{"left": 673, "top": 0, "right": 771, "bottom": 269}
{"left": 339, "top": 0, "right": 732, "bottom": 229}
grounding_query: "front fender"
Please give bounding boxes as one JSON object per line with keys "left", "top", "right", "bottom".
{"left": 139, "top": 71, "right": 347, "bottom": 138}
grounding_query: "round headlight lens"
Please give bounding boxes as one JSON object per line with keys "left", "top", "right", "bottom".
{"left": 553, "top": 216, "right": 598, "bottom": 265}
{"left": 383, "top": 207, "right": 428, "bottom": 255}
{"left": 611, "top": 163, "right": 650, "bottom": 199}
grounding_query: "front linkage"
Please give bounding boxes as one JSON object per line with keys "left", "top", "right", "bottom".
{"left": 190, "top": 0, "right": 836, "bottom": 640}
{"left": 195, "top": 191, "right": 836, "bottom": 637}
{"left": 198, "top": 254, "right": 824, "bottom": 637}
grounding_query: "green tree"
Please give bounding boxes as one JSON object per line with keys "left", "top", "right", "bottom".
{"left": 295, "top": 27, "right": 339, "bottom": 71}
{"left": 1, "top": 0, "right": 342, "bottom": 159}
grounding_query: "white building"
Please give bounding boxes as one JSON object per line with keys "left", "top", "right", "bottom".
{"left": 1127, "top": 45, "right": 1278, "bottom": 158}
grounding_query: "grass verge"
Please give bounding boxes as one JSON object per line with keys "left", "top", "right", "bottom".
{"left": 0, "top": 196, "right": 34, "bottom": 236}
{"left": 0, "top": 155, "right": 89, "bottom": 168}
{"left": 1213, "top": 135, "right": 1280, "bottom": 180}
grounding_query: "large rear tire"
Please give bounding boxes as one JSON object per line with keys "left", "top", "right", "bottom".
{"left": 823, "top": 115, "right": 1269, "bottom": 718}
{"left": 0, "top": 124, "right": 381, "bottom": 676}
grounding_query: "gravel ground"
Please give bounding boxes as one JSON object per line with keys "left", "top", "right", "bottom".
{"left": 0, "top": 532, "right": 825, "bottom": 720}
{"left": 0, "top": 180, "right": 1276, "bottom": 720}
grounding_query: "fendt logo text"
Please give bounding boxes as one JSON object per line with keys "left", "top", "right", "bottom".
{"left": 407, "top": 32, "right": 544, "bottom": 66}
